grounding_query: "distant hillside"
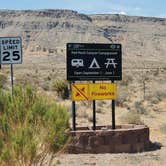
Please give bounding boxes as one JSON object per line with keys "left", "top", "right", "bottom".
{"left": 0, "top": 9, "right": 166, "bottom": 68}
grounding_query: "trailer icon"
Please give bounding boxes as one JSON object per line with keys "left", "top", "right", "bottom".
{"left": 71, "top": 59, "right": 84, "bottom": 68}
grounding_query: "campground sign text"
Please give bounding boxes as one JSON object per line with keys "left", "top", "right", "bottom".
{"left": 67, "top": 43, "right": 122, "bottom": 81}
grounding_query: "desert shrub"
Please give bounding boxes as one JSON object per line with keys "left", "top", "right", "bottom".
{"left": 134, "top": 101, "right": 147, "bottom": 114}
{"left": 120, "top": 74, "right": 133, "bottom": 86}
{"left": 0, "top": 85, "right": 69, "bottom": 165}
{"left": 0, "top": 73, "right": 7, "bottom": 88}
{"left": 153, "top": 68, "right": 160, "bottom": 76}
{"left": 155, "top": 90, "right": 166, "bottom": 101}
{"left": 151, "top": 97, "right": 160, "bottom": 104}
{"left": 52, "top": 80, "right": 69, "bottom": 99}
{"left": 160, "top": 124, "right": 166, "bottom": 134}
{"left": 96, "top": 107, "right": 103, "bottom": 113}
{"left": 97, "top": 101, "right": 106, "bottom": 107}
{"left": 41, "top": 81, "right": 50, "bottom": 91}
{"left": 116, "top": 93, "right": 127, "bottom": 107}
{"left": 120, "top": 111, "right": 143, "bottom": 125}
{"left": 77, "top": 110, "right": 88, "bottom": 119}
{"left": 88, "top": 115, "right": 93, "bottom": 123}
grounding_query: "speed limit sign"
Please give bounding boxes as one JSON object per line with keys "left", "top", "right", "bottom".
{"left": 0, "top": 37, "right": 22, "bottom": 64}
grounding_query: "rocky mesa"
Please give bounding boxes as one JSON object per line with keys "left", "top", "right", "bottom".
{"left": 0, "top": 9, "right": 166, "bottom": 68}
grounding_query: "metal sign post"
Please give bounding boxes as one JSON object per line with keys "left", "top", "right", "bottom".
{"left": 10, "top": 64, "right": 14, "bottom": 95}
{"left": 92, "top": 80, "right": 96, "bottom": 130}
{"left": 72, "top": 82, "right": 76, "bottom": 131}
{"left": 72, "top": 100, "right": 76, "bottom": 131}
{"left": 111, "top": 80, "right": 116, "bottom": 129}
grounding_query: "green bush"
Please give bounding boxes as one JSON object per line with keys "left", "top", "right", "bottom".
{"left": 52, "top": 80, "right": 69, "bottom": 99}
{"left": 0, "top": 85, "right": 69, "bottom": 165}
{"left": 0, "top": 73, "right": 7, "bottom": 88}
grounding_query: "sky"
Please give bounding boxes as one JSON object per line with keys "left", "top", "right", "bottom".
{"left": 0, "top": 0, "right": 166, "bottom": 18}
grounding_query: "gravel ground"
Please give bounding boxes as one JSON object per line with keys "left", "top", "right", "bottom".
{"left": 49, "top": 147, "right": 166, "bottom": 166}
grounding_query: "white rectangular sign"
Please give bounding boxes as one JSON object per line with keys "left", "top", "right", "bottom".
{"left": 0, "top": 37, "right": 22, "bottom": 64}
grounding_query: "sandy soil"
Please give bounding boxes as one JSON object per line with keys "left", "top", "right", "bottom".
{"left": 44, "top": 98, "right": 166, "bottom": 166}
{"left": 50, "top": 148, "right": 166, "bottom": 166}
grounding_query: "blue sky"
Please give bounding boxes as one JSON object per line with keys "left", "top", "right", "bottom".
{"left": 0, "top": 0, "right": 166, "bottom": 18}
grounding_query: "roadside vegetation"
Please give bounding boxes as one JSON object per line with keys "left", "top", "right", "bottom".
{"left": 0, "top": 72, "right": 7, "bottom": 88}
{"left": 120, "top": 111, "right": 143, "bottom": 125}
{"left": 52, "top": 79, "right": 69, "bottom": 99}
{"left": 0, "top": 85, "right": 69, "bottom": 165}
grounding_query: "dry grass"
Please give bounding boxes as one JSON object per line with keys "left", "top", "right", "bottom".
{"left": 120, "top": 111, "right": 144, "bottom": 125}
{"left": 160, "top": 124, "right": 166, "bottom": 134}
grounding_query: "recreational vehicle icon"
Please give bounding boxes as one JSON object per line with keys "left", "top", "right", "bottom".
{"left": 71, "top": 59, "right": 84, "bottom": 68}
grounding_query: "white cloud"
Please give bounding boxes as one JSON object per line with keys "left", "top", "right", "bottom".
{"left": 157, "top": 14, "right": 166, "bottom": 18}
{"left": 119, "top": 11, "right": 127, "bottom": 15}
